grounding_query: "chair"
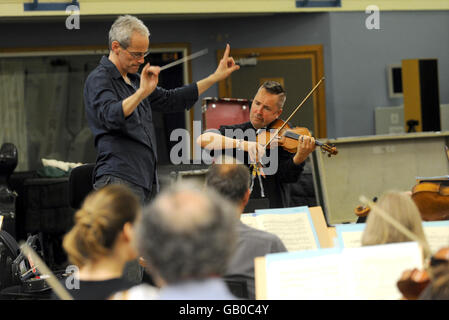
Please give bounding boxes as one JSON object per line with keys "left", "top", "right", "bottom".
{"left": 68, "top": 163, "right": 95, "bottom": 210}
{"left": 0, "top": 143, "right": 18, "bottom": 237}
{"left": 224, "top": 277, "right": 249, "bottom": 299}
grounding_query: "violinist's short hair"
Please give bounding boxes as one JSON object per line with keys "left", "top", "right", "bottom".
{"left": 259, "top": 81, "right": 286, "bottom": 109}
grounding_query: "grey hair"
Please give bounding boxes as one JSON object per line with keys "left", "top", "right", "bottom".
{"left": 259, "top": 80, "right": 286, "bottom": 109}
{"left": 136, "top": 181, "right": 237, "bottom": 284}
{"left": 361, "top": 190, "right": 430, "bottom": 260}
{"left": 108, "top": 15, "right": 150, "bottom": 49}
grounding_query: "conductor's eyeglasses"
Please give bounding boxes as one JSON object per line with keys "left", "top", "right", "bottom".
{"left": 120, "top": 44, "right": 150, "bottom": 59}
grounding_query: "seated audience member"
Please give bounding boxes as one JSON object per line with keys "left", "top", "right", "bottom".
{"left": 60, "top": 184, "right": 143, "bottom": 299}
{"left": 130, "top": 182, "right": 239, "bottom": 300}
{"left": 361, "top": 190, "right": 431, "bottom": 260}
{"left": 205, "top": 157, "right": 287, "bottom": 299}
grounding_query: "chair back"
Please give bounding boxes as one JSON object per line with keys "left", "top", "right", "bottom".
{"left": 68, "top": 163, "right": 95, "bottom": 209}
{"left": 224, "top": 277, "right": 249, "bottom": 299}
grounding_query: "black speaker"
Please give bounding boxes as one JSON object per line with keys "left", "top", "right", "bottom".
{"left": 402, "top": 59, "right": 441, "bottom": 132}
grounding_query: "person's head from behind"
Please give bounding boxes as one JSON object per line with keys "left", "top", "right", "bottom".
{"left": 205, "top": 156, "right": 251, "bottom": 213}
{"left": 63, "top": 184, "right": 141, "bottom": 269}
{"left": 250, "top": 80, "right": 286, "bottom": 129}
{"left": 361, "top": 190, "right": 430, "bottom": 258}
{"left": 136, "top": 182, "right": 237, "bottom": 286}
{"left": 108, "top": 15, "right": 150, "bottom": 74}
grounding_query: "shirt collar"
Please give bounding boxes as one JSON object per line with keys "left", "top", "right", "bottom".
{"left": 99, "top": 55, "right": 124, "bottom": 80}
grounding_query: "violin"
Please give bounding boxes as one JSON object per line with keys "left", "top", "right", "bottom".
{"left": 354, "top": 206, "right": 370, "bottom": 217}
{"left": 354, "top": 197, "right": 378, "bottom": 218}
{"left": 256, "top": 119, "right": 338, "bottom": 157}
{"left": 355, "top": 182, "right": 449, "bottom": 222}
{"left": 397, "top": 247, "right": 449, "bottom": 300}
{"left": 411, "top": 182, "right": 449, "bottom": 221}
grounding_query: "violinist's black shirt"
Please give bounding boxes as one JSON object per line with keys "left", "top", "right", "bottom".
{"left": 217, "top": 121, "right": 304, "bottom": 209}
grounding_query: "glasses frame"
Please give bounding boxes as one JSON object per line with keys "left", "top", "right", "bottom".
{"left": 119, "top": 43, "right": 150, "bottom": 60}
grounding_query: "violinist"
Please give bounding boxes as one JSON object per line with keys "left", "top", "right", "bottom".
{"left": 196, "top": 81, "right": 316, "bottom": 209}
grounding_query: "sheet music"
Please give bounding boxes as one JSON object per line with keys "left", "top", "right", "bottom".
{"left": 423, "top": 221, "right": 449, "bottom": 253}
{"left": 342, "top": 242, "right": 423, "bottom": 300}
{"left": 336, "top": 222, "right": 449, "bottom": 254}
{"left": 241, "top": 207, "right": 320, "bottom": 252}
{"left": 258, "top": 213, "right": 318, "bottom": 252}
{"left": 340, "top": 231, "right": 363, "bottom": 248}
{"left": 335, "top": 224, "right": 365, "bottom": 248}
{"left": 266, "top": 249, "right": 344, "bottom": 299}
{"left": 264, "top": 242, "right": 423, "bottom": 300}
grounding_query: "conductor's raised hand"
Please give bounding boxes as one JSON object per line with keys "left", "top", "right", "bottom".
{"left": 139, "top": 63, "right": 160, "bottom": 98}
{"left": 212, "top": 44, "right": 240, "bottom": 82}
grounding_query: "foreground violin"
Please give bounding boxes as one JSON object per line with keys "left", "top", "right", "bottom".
{"left": 257, "top": 119, "right": 338, "bottom": 157}
{"left": 355, "top": 181, "right": 449, "bottom": 222}
{"left": 397, "top": 247, "right": 449, "bottom": 300}
{"left": 353, "top": 197, "right": 379, "bottom": 220}
{"left": 412, "top": 181, "right": 449, "bottom": 221}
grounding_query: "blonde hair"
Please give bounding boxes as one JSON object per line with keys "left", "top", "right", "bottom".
{"left": 361, "top": 191, "right": 430, "bottom": 259}
{"left": 63, "top": 184, "right": 141, "bottom": 268}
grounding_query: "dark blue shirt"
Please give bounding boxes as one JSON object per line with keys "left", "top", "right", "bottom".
{"left": 84, "top": 56, "right": 198, "bottom": 192}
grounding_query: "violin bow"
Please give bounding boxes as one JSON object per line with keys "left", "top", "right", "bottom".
{"left": 250, "top": 77, "right": 325, "bottom": 195}
{"left": 262, "top": 77, "right": 325, "bottom": 149}
{"left": 445, "top": 146, "right": 449, "bottom": 164}
{"left": 252, "top": 78, "right": 325, "bottom": 169}
{"left": 20, "top": 242, "right": 74, "bottom": 300}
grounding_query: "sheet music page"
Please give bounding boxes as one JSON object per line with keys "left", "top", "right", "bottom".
{"left": 263, "top": 242, "right": 422, "bottom": 300}
{"left": 340, "top": 231, "right": 363, "bottom": 248}
{"left": 335, "top": 224, "right": 365, "bottom": 248}
{"left": 259, "top": 213, "right": 318, "bottom": 252}
{"left": 265, "top": 249, "right": 344, "bottom": 299}
{"left": 342, "top": 242, "right": 423, "bottom": 300}
{"left": 336, "top": 222, "right": 449, "bottom": 252}
{"left": 240, "top": 214, "right": 262, "bottom": 229}
{"left": 423, "top": 221, "right": 449, "bottom": 253}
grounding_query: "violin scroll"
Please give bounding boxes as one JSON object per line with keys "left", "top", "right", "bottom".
{"left": 318, "top": 141, "right": 338, "bottom": 157}
{"left": 355, "top": 205, "right": 370, "bottom": 217}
